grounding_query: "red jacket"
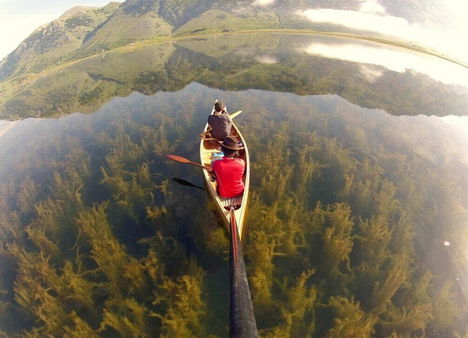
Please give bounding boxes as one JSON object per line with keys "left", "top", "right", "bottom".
{"left": 212, "top": 157, "right": 245, "bottom": 198}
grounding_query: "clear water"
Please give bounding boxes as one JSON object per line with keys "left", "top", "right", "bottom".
{"left": 0, "top": 33, "right": 467, "bottom": 336}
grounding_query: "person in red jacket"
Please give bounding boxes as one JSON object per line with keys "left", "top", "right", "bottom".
{"left": 211, "top": 136, "right": 245, "bottom": 198}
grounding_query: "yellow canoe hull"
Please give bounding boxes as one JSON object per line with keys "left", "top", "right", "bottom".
{"left": 199, "top": 121, "right": 250, "bottom": 241}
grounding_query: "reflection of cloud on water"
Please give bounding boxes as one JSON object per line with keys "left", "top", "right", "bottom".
{"left": 255, "top": 55, "right": 277, "bottom": 64}
{"left": 424, "top": 115, "right": 468, "bottom": 166}
{"left": 301, "top": 42, "right": 468, "bottom": 88}
{"left": 295, "top": 6, "right": 468, "bottom": 66}
{"left": 441, "top": 116, "right": 468, "bottom": 146}
{"left": 252, "top": 0, "right": 275, "bottom": 7}
{"left": 0, "top": 121, "right": 19, "bottom": 139}
{"left": 431, "top": 115, "right": 468, "bottom": 300}
{"left": 442, "top": 115, "right": 468, "bottom": 130}
{"left": 358, "top": 64, "right": 384, "bottom": 82}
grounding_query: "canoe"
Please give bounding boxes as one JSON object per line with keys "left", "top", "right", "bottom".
{"left": 199, "top": 116, "right": 250, "bottom": 241}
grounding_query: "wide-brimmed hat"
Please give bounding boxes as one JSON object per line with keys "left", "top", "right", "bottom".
{"left": 219, "top": 136, "right": 244, "bottom": 150}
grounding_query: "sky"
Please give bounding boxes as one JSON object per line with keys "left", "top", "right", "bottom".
{"left": 0, "top": 0, "right": 118, "bottom": 60}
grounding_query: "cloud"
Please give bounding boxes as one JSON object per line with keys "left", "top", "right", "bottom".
{"left": 359, "top": 0, "right": 386, "bottom": 14}
{"left": 297, "top": 8, "right": 414, "bottom": 36}
{"left": 440, "top": 116, "right": 468, "bottom": 163}
{"left": 252, "top": 0, "right": 275, "bottom": 7}
{"left": 301, "top": 42, "right": 468, "bottom": 87}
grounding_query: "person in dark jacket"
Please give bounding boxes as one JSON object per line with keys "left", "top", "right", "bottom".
{"left": 207, "top": 100, "right": 232, "bottom": 141}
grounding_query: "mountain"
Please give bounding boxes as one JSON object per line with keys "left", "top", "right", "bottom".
{"left": 75, "top": 0, "right": 175, "bottom": 57}
{"left": 122, "top": 0, "right": 221, "bottom": 27}
{"left": 0, "top": 2, "right": 120, "bottom": 80}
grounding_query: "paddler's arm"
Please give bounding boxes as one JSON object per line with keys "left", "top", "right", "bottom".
{"left": 208, "top": 164, "right": 216, "bottom": 181}
{"left": 200, "top": 127, "right": 212, "bottom": 138}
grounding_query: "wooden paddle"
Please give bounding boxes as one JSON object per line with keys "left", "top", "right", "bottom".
{"left": 166, "top": 154, "right": 211, "bottom": 171}
{"left": 229, "top": 110, "right": 242, "bottom": 119}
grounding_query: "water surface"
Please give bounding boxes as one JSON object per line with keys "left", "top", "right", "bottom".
{"left": 0, "top": 34, "right": 467, "bottom": 337}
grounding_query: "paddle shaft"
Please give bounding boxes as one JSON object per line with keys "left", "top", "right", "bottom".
{"left": 184, "top": 161, "right": 210, "bottom": 171}
{"left": 166, "top": 154, "right": 211, "bottom": 171}
{"left": 229, "top": 110, "right": 242, "bottom": 119}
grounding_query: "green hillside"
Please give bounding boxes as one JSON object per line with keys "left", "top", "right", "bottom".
{"left": 76, "top": 9, "right": 173, "bottom": 57}
{"left": 174, "top": 9, "right": 280, "bottom": 36}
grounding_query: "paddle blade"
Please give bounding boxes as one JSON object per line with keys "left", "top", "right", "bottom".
{"left": 229, "top": 110, "right": 242, "bottom": 119}
{"left": 166, "top": 154, "right": 210, "bottom": 171}
{"left": 166, "top": 154, "right": 192, "bottom": 164}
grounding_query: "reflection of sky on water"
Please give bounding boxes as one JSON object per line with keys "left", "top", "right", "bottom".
{"left": 252, "top": 0, "right": 275, "bottom": 7}
{"left": 301, "top": 41, "right": 468, "bottom": 88}
{"left": 0, "top": 120, "right": 19, "bottom": 139}
{"left": 433, "top": 115, "right": 468, "bottom": 296}
{"left": 442, "top": 115, "right": 468, "bottom": 136}
{"left": 439, "top": 116, "right": 468, "bottom": 164}
{"left": 254, "top": 55, "right": 277, "bottom": 64}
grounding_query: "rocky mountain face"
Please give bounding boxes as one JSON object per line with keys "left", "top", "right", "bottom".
{"left": 121, "top": 0, "right": 217, "bottom": 26}
{"left": 73, "top": 0, "right": 238, "bottom": 59}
